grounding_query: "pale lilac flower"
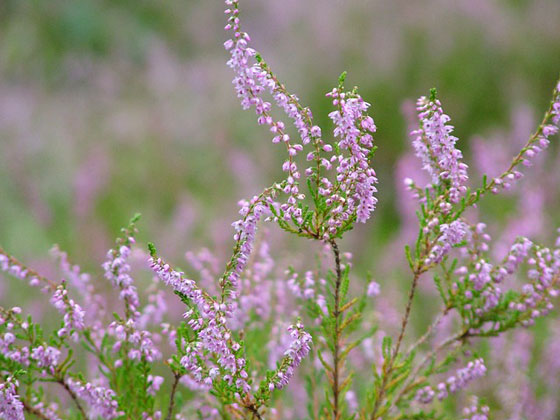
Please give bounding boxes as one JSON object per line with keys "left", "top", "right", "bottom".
{"left": 415, "top": 386, "right": 435, "bottom": 404}
{"left": 426, "top": 220, "right": 468, "bottom": 265}
{"left": 147, "top": 375, "right": 164, "bottom": 396}
{"left": 470, "top": 260, "right": 493, "bottom": 291}
{"left": 367, "top": 281, "right": 380, "bottom": 297}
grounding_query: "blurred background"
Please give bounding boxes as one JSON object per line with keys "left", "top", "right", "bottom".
{"left": 1, "top": 0, "right": 560, "bottom": 417}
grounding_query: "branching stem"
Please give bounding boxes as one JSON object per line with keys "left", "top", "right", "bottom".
{"left": 58, "top": 379, "right": 87, "bottom": 419}
{"left": 370, "top": 269, "right": 422, "bottom": 420}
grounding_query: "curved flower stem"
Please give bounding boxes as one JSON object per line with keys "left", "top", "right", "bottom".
{"left": 330, "top": 239, "right": 343, "bottom": 420}
{"left": 165, "top": 372, "right": 182, "bottom": 420}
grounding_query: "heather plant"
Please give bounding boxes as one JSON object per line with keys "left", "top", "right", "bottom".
{"left": 1, "top": 1, "right": 560, "bottom": 420}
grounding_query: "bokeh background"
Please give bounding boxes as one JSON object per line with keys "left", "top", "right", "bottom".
{"left": 2, "top": 0, "right": 560, "bottom": 417}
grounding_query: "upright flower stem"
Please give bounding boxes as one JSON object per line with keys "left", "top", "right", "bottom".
{"left": 165, "top": 373, "right": 182, "bottom": 420}
{"left": 370, "top": 269, "right": 422, "bottom": 420}
{"left": 330, "top": 240, "right": 343, "bottom": 420}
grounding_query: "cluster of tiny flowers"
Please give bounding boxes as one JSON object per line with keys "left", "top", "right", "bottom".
{"left": 552, "top": 82, "right": 560, "bottom": 125}
{"left": 453, "top": 223, "right": 503, "bottom": 314}
{"left": 109, "top": 320, "right": 161, "bottom": 363}
{"left": 66, "top": 379, "right": 122, "bottom": 419}
{"left": 494, "top": 237, "right": 534, "bottom": 283}
{"left": 325, "top": 88, "right": 378, "bottom": 228}
{"left": 461, "top": 398, "right": 490, "bottom": 420}
{"left": 490, "top": 83, "right": 560, "bottom": 194}
{"left": 1, "top": 251, "right": 87, "bottom": 342}
{"left": 50, "top": 245, "right": 91, "bottom": 298}
{"left": 224, "top": 1, "right": 304, "bottom": 218}
{"left": 51, "top": 246, "right": 106, "bottom": 335}
{"left": 229, "top": 197, "right": 271, "bottom": 294}
{"left": 50, "top": 285, "right": 85, "bottom": 340}
{"left": 146, "top": 375, "right": 164, "bottom": 396}
{"left": 513, "top": 244, "right": 560, "bottom": 326}
{"left": 149, "top": 257, "right": 208, "bottom": 315}
{"left": 287, "top": 270, "right": 317, "bottom": 300}
{"left": 412, "top": 94, "right": 468, "bottom": 203}
{"left": 31, "top": 400, "right": 62, "bottom": 420}
{"left": 416, "top": 358, "right": 486, "bottom": 404}
{"left": 425, "top": 220, "right": 468, "bottom": 265}
{"left": 286, "top": 270, "right": 328, "bottom": 322}
{"left": 31, "top": 345, "right": 61, "bottom": 374}
{"left": 0, "top": 252, "right": 41, "bottom": 289}
{"left": 149, "top": 256, "right": 251, "bottom": 394}
{"left": 0, "top": 377, "right": 24, "bottom": 420}
{"left": 102, "top": 239, "right": 140, "bottom": 318}
{"left": 232, "top": 240, "right": 275, "bottom": 329}
{"left": 0, "top": 311, "right": 32, "bottom": 367}
{"left": 270, "top": 322, "right": 312, "bottom": 390}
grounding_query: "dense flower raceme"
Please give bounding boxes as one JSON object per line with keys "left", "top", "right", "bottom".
{"left": 412, "top": 92, "right": 468, "bottom": 203}
{"left": 228, "top": 195, "right": 272, "bottom": 294}
{"left": 103, "top": 219, "right": 162, "bottom": 364}
{"left": 326, "top": 87, "right": 378, "bottom": 226}
{"left": 50, "top": 285, "right": 86, "bottom": 340}
{"left": 149, "top": 255, "right": 252, "bottom": 394}
{"left": 30, "top": 345, "right": 61, "bottom": 373}
{"left": 270, "top": 322, "right": 312, "bottom": 390}
{"left": 65, "top": 379, "right": 122, "bottom": 419}
{"left": 224, "top": 1, "right": 305, "bottom": 219}
{"left": 102, "top": 237, "right": 140, "bottom": 318}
